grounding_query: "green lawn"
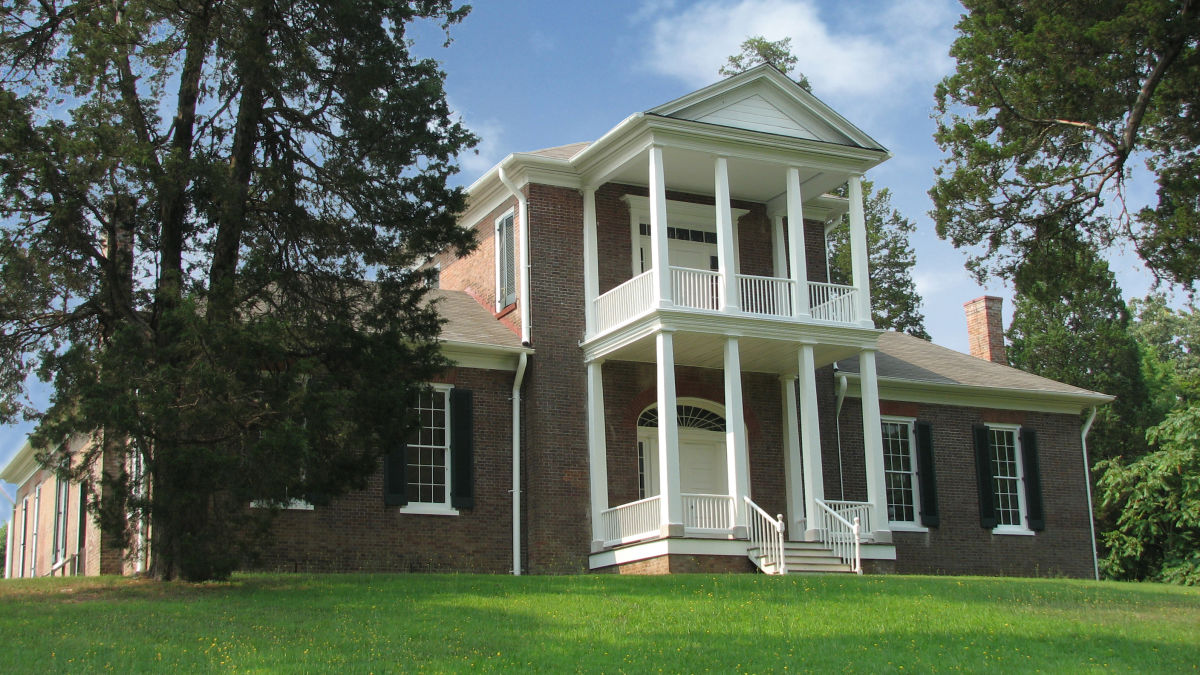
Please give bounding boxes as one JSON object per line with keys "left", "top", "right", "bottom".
{"left": 0, "top": 573, "right": 1196, "bottom": 673}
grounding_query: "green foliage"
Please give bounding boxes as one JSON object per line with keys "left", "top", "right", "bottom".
{"left": 1006, "top": 235, "right": 1147, "bottom": 464}
{"left": 827, "top": 181, "right": 929, "bottom": 338}
{"left": 1099, "top": 405, "right": 1200, "bottom": 585}
{"left": 931, "top": 0, "right": 1200, "bottom": 288}
{"left": 719, "top": 36, "right": 812, "bottom": 91}
{"left": 0, "top": 1, "right": 475, "bottom": 580}
{"left": 1, "top": 574, "right": 1198, "bottom": 671}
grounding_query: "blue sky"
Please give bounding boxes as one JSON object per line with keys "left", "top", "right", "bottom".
{"left": 0, "top": 0, "right": 1171, "bottom": 514}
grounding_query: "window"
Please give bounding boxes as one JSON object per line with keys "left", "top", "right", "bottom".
{"left": 52, "top": 477, "right": 69, "bottom": 565}
{"left": 495, "top": 212, "right": 516, "bottom": 309}
{"left": 974, "top": 423, "right": 1043, "bottom": 534}
{"left": 406, "top": 386, "right": 451, "bottom": 506}
{"left": 384, "top": 384, "right": 474, "bottom": 514}
{"left": 882, "top": 419, "right": 919, "bottom": 524}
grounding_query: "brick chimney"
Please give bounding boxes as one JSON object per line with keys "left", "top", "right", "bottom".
{"left": 964, "top": 296, "right": 1007, "bottom": 364}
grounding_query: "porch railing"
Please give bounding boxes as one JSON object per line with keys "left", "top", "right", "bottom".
{"left": 600, "top": 495, "right": 662, "bottom": 547}
{"left": 738, "top": 274, "right": 794, "bottom": 317}
{"left": 670, "top": 266, "right": 721, "bottom": 311}
{"left": 683, "top": 493, "right": 735, "bottom": 531}
{"left": 745, "top": 496, "right": 786, "bottom": 574}
{"left": 594, "top": 269, "right": 656, "bottom": 334}
{"left": 809, "top": 282, "right": 859, "bottom": 323}
{"left": 814, "top": 498, "right": 862, "bottom": 574}
{"left": 821, "top": 499, "right": 873, "bottom": 536}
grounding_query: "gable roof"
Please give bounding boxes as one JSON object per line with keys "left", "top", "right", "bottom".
{"left": 647, "top": 63, "right": 887, "bottom": 152}
{"left": 838, "top": 332, "right": 1112, "bottom": 410}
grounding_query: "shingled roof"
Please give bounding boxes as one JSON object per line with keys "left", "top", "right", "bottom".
{"left": 839, "top": 331, "right": 1111, "bottom": 402}
{"left": 427, "top": 290, "right": 525, "bottom": 352}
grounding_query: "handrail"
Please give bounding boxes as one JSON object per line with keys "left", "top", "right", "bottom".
{"left": 593, "top": 269, "right": 656, "bottom": 334}
{"left": 745, "top": 496, "right": 786, "bottom": 575}
{"left": 600, "top": 495, "right": 662, "bottom": 546}
{"left": 814, "top": 498, "right": 862, "bottom": 574}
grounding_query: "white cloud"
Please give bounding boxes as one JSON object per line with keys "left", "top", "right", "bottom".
{"left": 452, "top": 103, "right": 506, "bottom": 177}
{"left": 638, "top": 0, "right": 959, "bottom": 102}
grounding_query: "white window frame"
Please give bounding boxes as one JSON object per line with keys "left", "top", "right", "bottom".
{"left": 494, "top": 209, "right": 517, "bottom": 311}
{"left": 52, "top": 476, "right": 69, "bottom": 565}
{"left": 881, "top": 416, "right": 926, "bottom": 531}
{"left": 399, "top": 383, "right": 459, "bottom": 516}
{"left": 987, "top": 423, "right": 1034, "bottom": 536}
{"left": 30, "top": 485, "right": 40, "bottom": 577}
{"left": 19, "top": 497, "right": 28, "bottom": 578}
{"left": 621, "top": 195, "right": 747, "bottom": 276}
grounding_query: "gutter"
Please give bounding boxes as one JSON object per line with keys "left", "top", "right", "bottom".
{"left": 1081, "top": 406, "right": 1100, "bottom": 581}
{"left": 510, "top": 352, "right": 528, "bottom": 575}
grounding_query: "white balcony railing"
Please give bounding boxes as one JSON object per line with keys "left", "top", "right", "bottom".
{"left": 594, "top": 269, "right": 656, "bottom": 334}
{"left": 738, "top": 274, "right": 794, "bottom": 317}
{"left": 670, "top": 266, "right": 721, "bottom": 311}
{"left": 600, "top": 495, "right": 661, "bottom": 547}
{"left": 809, "top": 282, "right": 859, "bottom": 323}
{"left": 589, "top": 268, "right": 862, "bottom": 337}
{"left": 683, "top": 493, "right": 735, "bottom": 531}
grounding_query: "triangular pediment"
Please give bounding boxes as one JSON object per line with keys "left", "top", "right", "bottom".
{"left": 648, "top": 64, "right": 885, "bottom": 151}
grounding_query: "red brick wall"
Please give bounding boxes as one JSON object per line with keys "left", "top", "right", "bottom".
{"left": 254, "top": 366, "right": 517, "bottom": 573}
{"left": 433, "top": 196, "right": 523, "bottom": 332}
{"left": 602, "top": 553, "right": 754, "bottom": 574}
{"left": 835, "top": 398, "right": 1094, "bottom": 578}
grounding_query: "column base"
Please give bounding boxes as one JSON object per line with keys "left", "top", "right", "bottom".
{"left": 660, "top": 523, "right": 686, "bottom": 538}
{"left": 731, "top": 525, "right": 748, "bottom": 540}
{"left": 591, "top": 540, "right": 606, "bottom": 553}
{"left": 869, "top": 529, "right": 893, "bottom": 544}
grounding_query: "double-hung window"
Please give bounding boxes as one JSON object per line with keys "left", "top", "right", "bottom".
{"left": 406, "top": 385, "right": 451, "bottom": 507}
{"left": 495, "top": 212, "right": 516, "bottom": 310}
{"left": 52, "top": 476, "right": 69, "bottom": 565}
{"left": 384, "top": 384, "right": 474, "bottom": 514}
{"left": 974, "top": 423, "right": 1044, "bottom": 534}
{"left": 882, "top": 418, "right": 919, "bottom": 524}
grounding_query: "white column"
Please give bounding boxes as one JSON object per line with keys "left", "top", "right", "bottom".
{"left": 586, "top": 360, "right": 609, "bottom": 550}
{"left": 798, "top": 343, "right": 824, "bottom": 539}
{"left": 582, "top": 186, "right": 599, "bottom": 337}
{"left": 780, "top": 376, "right": 805, "bottom": 539}
{"left": 786, "top": 167, "right": 810, "bottom": 317}
{"left": 771, "top": 215, "right": 787, "bottom": 279}
{"left": 723, "top": 337, "right": 751, "bottom": 532}
{"left": 848, "top": 175, "right": 873, "bottom": 327}
{"left": 649, "top": 146, "right": 672, "bottom": 306}
{"left": 715, "top": 157, "right": 738, "bottom": 312}
{"left": 656, "top": 331, "right": 683, "bottom": 533}
{"left": 859, "top": 348, "right": 890, "bottom": 540}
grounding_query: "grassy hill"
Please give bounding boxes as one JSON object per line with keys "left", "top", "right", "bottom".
{"left": 1, "top": 573, "right": 1196, "bottom": 672}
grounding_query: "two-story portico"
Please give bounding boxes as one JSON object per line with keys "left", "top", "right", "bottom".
{"left": 482, "top": 65, "right": 895, "bottom": 572}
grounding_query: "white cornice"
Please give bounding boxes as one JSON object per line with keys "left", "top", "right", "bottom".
{"left": 441, "top": 340, "right": 534, "bottom": 372}
{"left": 842, "top": 373, "right": 1114, "bottom": 415}
{"left": 0, "top": 441, "right": 37, "bottom": 486}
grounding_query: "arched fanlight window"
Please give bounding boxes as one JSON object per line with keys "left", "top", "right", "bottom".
{"left": 637, "top": 404, "right": 726, "bottom": 432}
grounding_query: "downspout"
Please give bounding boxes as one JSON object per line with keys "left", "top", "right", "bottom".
{"left": 497, "top": 167, "right": 532, "bottom": 345}
{"left": 1080, "top": 406, "right": 1100, "bottom": 581}
{"left": 834, "top": 370, "right": 849, "bottom": 499}
{"left": 498, "top": 166, "right": 532, "bottom": 576}
{"left": 511, "top": 352, "right": 528, "bottom": 575}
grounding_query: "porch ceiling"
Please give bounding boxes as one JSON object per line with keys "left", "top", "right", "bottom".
{"left": 601, "top": 146, "right": 852, "bottom": 205}
{"left": 597, "top": 329, "right": 866, "bottom": 374}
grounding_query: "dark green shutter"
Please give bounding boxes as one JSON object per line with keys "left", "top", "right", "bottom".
{"left": 973, "top": 424, "right": 997, "bottom": 529}
{"left": 450, "top": 388, "right": 475, "bottom": 510}
{"left": 914, "top": 421, "right": 939, "bottom": 528}
{"left": 383, "top": 443, "right": 408, "bottom": 506}
{"left": 1020, "top": 428, "right": 1045, "bottom": 531}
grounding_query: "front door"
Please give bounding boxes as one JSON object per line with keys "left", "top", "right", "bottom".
{"left": 639, "top": 430, "right": 728, "bottom": 498}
